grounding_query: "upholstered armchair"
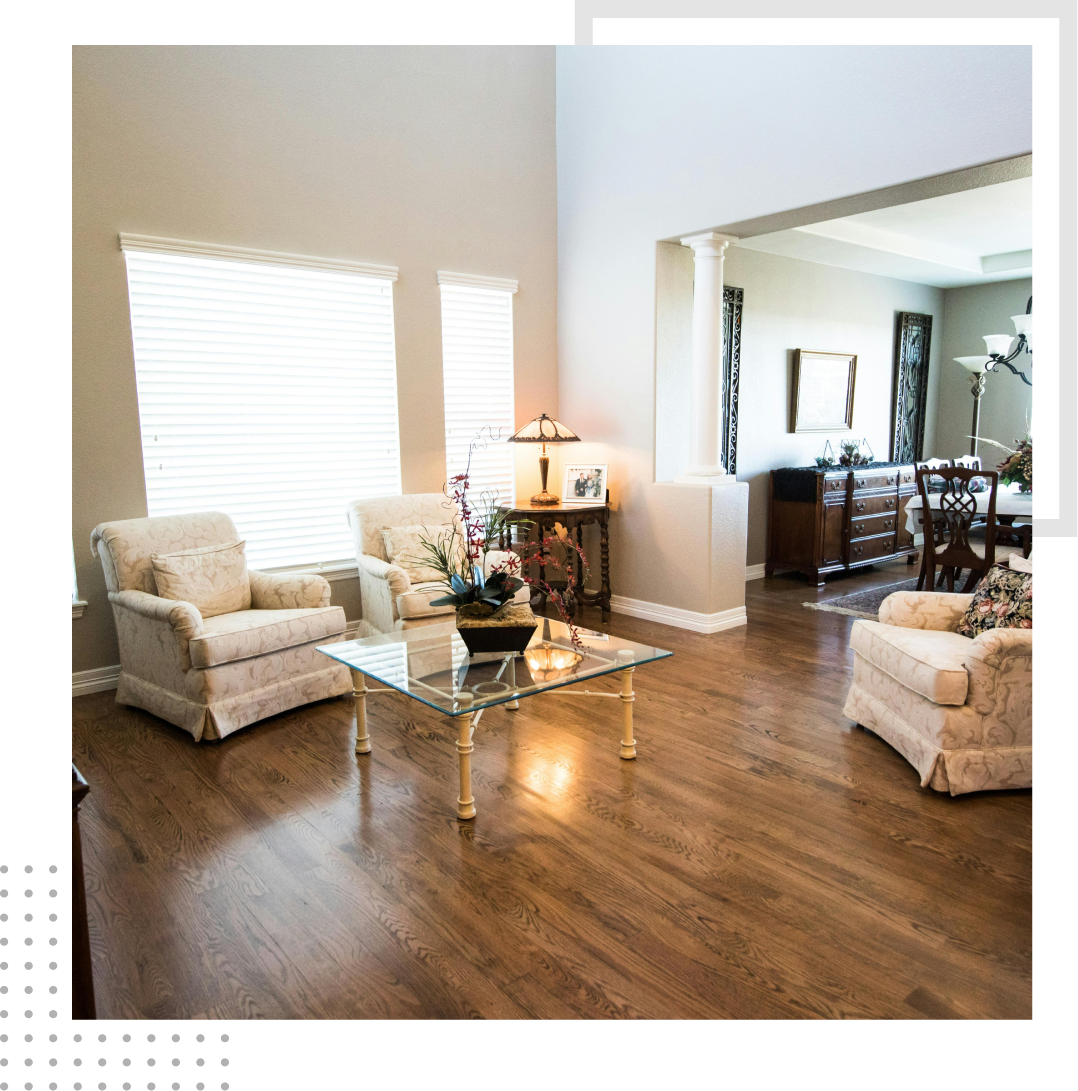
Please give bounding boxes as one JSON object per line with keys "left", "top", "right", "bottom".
{"left": 842, "top": 591, "right": 1031, "bottom": 795}
{"left": 346, "top": 493, "right": 529, "bottom": 633}
{"left": 91, "top": 512, "right": 351, "bottom": 742}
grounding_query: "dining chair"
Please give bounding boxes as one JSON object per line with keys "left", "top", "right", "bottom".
{"left": 952, "top": 455, "right": 982, "bottom": 470}
{"left": 913, "top": 458, "right": 953, "bottom": 558}
{"left": 915, "top": 466, "right": 999, "bottom": 593}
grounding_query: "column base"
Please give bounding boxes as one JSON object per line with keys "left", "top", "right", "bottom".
{"left": 674, "top": 472, "right": 736, "bottom": 486}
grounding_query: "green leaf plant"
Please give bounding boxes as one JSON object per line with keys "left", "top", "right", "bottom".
{"left": 417, "top": 429, "right": 590, "bottom": 645}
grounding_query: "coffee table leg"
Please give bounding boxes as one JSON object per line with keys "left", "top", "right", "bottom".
{"left": 619, "top": 666, "right": 636, "bottom": 760}
{"left": 351, "top": 668, "right": 371, "bottom": 755}
{"left": 456, "top": 712, "right": 478, "bottom": 819}
{"left": 506, "top": 655, "right": 519, "bottom": 711}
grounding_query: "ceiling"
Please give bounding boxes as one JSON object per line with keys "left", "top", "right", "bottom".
{"left": 736, "top": 177, "right": 1032, "bottom": 289}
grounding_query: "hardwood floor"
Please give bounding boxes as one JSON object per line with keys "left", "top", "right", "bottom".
{"left": 71, "top": 561, "right": 1032, "bottom": 1020}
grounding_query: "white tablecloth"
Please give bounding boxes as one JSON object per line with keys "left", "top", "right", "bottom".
{"left": 904, "top": 491, "right": 1034, "bottom": 536}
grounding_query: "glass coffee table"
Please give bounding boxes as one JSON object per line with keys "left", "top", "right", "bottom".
{"left": 317, "top": 616, "right": 672, "bottom": 820}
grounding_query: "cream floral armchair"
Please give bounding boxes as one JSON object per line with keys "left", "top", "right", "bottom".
{"left": 92, "top": 512, "right": 351, "bottom": 742}
{"left": 842, "top": 590, "right": 1031, "bottom": 795}
{"left": 346, "top": 493, "right": 529, "bottom": 633}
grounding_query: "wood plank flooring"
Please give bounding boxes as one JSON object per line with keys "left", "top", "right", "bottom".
{"left": 72, "top": 562, "right": 1032, "bottom": 1019}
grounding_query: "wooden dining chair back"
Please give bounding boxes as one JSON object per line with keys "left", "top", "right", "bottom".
{"left": 916, "top": 466, "right": 999, "bottom": 592}
{"left": 953, "top": 455, "right": 982, "bottom": 470}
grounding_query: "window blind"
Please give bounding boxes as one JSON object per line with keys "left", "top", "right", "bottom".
{"left": 122, "top": 245, "right": 402, "bottom": 570}
{"left": 438, "top": 275, "right": 517, "bottom": 508}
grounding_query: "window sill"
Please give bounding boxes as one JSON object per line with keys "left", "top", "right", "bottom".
{"left": 260, "top": 560, "right": 359, "bottom": 584}
{"left": 72, "top": 600, "right": 88, "bottom": 619}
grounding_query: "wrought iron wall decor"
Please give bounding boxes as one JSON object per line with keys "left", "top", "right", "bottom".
{"left": 722, "top": 285, "right": 744, "bottom": 474}
{"left": 891, "top": 312, "right": 933, "bottom": 463}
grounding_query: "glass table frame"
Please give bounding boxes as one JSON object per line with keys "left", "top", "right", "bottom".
{"left": 317, "top": 616, "right": 672, "bottom": 819}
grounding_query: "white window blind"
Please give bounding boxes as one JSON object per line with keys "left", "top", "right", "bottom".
{"left": 122, "top": 240, "right": 402, "bottom": 570}
{"left": 438, "top": 273, "right": 517, "bottom": 507}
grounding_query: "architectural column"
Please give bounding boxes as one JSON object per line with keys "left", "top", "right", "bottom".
{"left": 676, "top": 230, "right": 739, "bottom": 484}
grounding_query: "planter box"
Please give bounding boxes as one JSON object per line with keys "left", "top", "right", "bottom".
{"left": 455, "top": 603, "right": 538, "bottom": 656}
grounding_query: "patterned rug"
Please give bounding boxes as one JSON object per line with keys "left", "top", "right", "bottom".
{"left": 803, "top": 578, "right": 920, "bottom": 621}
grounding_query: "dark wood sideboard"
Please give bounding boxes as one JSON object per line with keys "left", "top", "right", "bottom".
{"left": 766, "top": 462, "right": 919, "bottom": 586}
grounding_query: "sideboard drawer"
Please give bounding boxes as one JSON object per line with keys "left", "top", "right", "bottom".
{"left": 899, "top": 468, "right": 917, "bottom": 486}
{"left": 824, "top": 476, "right": 848, "bottom": 496}
{"left": 853, "top": 471, "right": 899, "bottom": 492}
{"left": 850, "top": 512, "right": 896, "bottom": 540}
{"left": 848, "top": 533, "right": 896, "bottom": 563}
{"left": 850, "top": 493, "right": 899, "bottom": 517}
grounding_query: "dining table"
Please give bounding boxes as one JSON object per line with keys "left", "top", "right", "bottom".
{"left": 904, "top": 487, "right": 1034, "bottom": 537}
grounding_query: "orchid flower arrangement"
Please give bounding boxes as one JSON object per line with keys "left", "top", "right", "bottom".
{"left": 416, "top": 432, "right": 590, "bottom": 647}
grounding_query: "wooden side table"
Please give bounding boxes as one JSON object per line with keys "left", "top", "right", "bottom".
{"left": 72, "top": 765, "right": 97, "bottom": 1019}
{"left": 498, "top": 502, "right": 612, "bottom": 622}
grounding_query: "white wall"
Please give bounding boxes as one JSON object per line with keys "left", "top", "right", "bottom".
{"left": 556, "top": 44, "right": 1031, "bottom": 604}
{"left": 936, "top": 278, "right": 1034, "bottom": 463}
{"left": 657, "top": 243, "right": 945, "bottom": 566}
{"left": 74, "top": 45, "right": 558, "bottom": 673}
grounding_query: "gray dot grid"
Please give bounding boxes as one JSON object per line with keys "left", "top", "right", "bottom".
{"left": 0, "top": 865, "right": 235, "bottom": 1090}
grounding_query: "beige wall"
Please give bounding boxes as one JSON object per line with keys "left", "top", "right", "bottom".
{"left": 935, "top": 278, "right": 1033, "bottom": 463}
{"left": 655, "top": 243, "right": 945, "bottom": 567}
{"left": 73, "top": 45, "right": 557, "bottom": 674}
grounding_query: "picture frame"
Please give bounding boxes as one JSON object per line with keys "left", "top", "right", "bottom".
{"left": 562, "top": 463, "right": 608, "bottom": 505}
{"left": 790, "top": 349, "right": 857, "bottom": 433}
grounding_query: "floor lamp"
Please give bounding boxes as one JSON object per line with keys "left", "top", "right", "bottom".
{"left": 954, "top": 356, "right": 989, "bottom": 457}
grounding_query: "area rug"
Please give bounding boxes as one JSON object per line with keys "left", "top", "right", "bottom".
{"left": 803, "top": 578, "right": 920, "bottom": 620}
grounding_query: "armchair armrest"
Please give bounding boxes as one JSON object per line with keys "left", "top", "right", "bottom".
{"left": 968, "top": 626, "right": 1032, "bottom": 664}
{"left": 878, "top": 591, "right": 973, "bottom": 632}
{"left": 355, "top": 553, "right": 411, "bottom": 598}
{"left": 108, "top": 589, "right": 204, "bottom": 639}
{"left": 248, "top": 569, "right": 331, "bottom": 609}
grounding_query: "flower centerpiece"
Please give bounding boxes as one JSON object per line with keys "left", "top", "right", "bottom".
{"left": 978, "top": 435, "right": 1032, "bottom": 492}
{"left": 417, "top": 435, "right": 590, "bottom": 654}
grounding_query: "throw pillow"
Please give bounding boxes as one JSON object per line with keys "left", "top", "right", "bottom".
{"left": 151, "top": 540, "right": 251, "bottom": 619}
{"left": 957, "top": 562, "right": 1032, "bottom": 637}
{"left": 381, "top": 524, "right": 467, "bottom": 586}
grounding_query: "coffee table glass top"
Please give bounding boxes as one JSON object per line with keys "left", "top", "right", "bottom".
{"left": 317, "top": 617, "right": 672, "bottom": 717}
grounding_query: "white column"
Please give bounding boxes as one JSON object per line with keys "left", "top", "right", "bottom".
{"left": 676, "top": 231, "right": 739, "bottom": 485}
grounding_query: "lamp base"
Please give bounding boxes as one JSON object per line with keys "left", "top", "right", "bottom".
{"left": 529, "top": 490, "right": 561, "bottom": 506}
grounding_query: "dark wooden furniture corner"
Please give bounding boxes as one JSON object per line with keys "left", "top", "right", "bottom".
{"left": 72, "top": 764, "right": 96, "bottom": 1019}
{"left": 766, "top": 462, "right": 919, "bottom": 586}
{"left": 498, "top": 501, "right": 611, "bottom": 622}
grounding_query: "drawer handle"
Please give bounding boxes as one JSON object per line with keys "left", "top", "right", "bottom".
{"left": 853, "top": 545, "right": 863, "bottom": 557}
{"left": 885, "top": 518, "right": 893, "bottom": 529}
{"left": 856, "top": 501, "right": 865, "bottom": 512}
{"left": 885, "top": 498, "right": 895, "bottom": 508}
{"left": 883, "top": 541, "right": 892, "bottom": 551}
{"left": 857, "top": 478, "right": 866, "bottom": 488}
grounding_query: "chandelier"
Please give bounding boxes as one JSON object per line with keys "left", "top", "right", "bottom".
{"left": 952, "top": 296, "right": 1033, "bottom": 456}
{"left": 981, "top": 295, "right": 1033, "bottom": 387}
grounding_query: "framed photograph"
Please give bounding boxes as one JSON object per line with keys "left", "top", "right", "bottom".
{"left": 790, "top": 349, "right": 857, "bottom": 433}
{"left": 562, "top": 463, "right": 608, "bottom": 505}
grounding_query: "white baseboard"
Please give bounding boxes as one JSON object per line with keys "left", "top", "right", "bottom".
{"left": 745, "top": 563, "right": 767, "bottom": 581}
{"left": 609, "top": 595, "right": 747, "bottom": 635}
{"left": 72, "top": 664, "right": 121, "bottom": 697}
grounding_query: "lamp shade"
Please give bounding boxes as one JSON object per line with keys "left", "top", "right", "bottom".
{"left": 983, "top": 334, "right": 1015, "bottom": 357}
{"left": 954, "top": 355, "right": 991, "bottom": 373}
{"left": 508, "top": 413, "right": 581, "bottom": 443}
{"left": 1011, "top": 313, "right": 1032, "bottom": 338}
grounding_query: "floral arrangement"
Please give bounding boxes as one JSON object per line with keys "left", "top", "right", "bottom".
{"left": 838, "top": 439, "right": 873, "bottom": 467}
{"left": 978, "top": 435, "right": 1032, "bottom": 492}
{"left": 417, "top": 434, "right": 589, "bottom": 646}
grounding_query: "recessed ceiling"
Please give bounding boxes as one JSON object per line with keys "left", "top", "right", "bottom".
{"left": 736, "top": 177, "right": 1032, "bottom": 289}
